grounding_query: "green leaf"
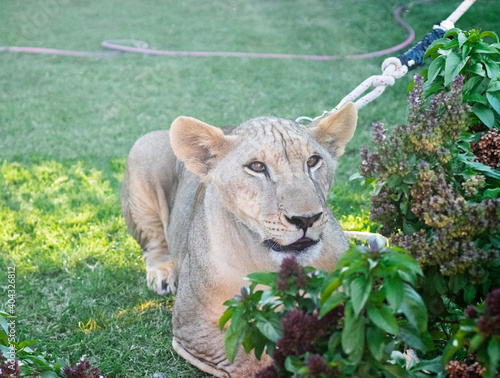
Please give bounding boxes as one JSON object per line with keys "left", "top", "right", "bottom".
{"left": 351, "top": 275, "right": 372, "bottom": 317}
{"left": 458, "top": 32, "right": 467, "bottom": 47}
{"left": 242, "top": 327, "right": 266, "bottom": 360}
{"left": 385, "top": 274, "right": 404, "bottom": 312}
{"left": 463, "top": 285, "right": 477, "bottom": 304}
{"left": 320, "top": 291, "right": 347, "bottom": 318}
{"left": 422, "top": 268, "right": 437, "bottom": 296}
{"left": 367, "top": 303, "right": 398, "bottom": 335}
{"left": 241, "top": 328, "right": 254, "bottom": 354}
{"left": 444, "top": 51, "right": 468, "bottom": 87}
{"left": 467, "top": 63, "right": 487, "bottom": 77}
{"left": 479, "top": 31, "right": 500, "bottom": 43}
{"left": 443, "top": 329, "right": 469, "bottom": 364}
{"left": 336, "top": 245, "right": 363, "bottom": 268}
{"left": 349, "top": 172, "right": 364, "bottom": 182}
{"left": 402, "top": 173, "right": 417, "bottom": 185}
{"left": 457, "top": 153, "right": 500, "bottom": 179}
{"left": 284, "top": 355, "right": 304, "bottom": 374}
{"left": 40, "top": 371, "right": 58, "bottom": 378}
{"left": 328, "top": 331, "right": 342, "bottom": 350}
{"left": 472, "top": 104, "right": 495, "bottom": 127}
{"left": 386, "top": 175, "right": 402, "bottom": 188}
{"left": 472, "top": 41, "right": 500, "bottom": 54}
{"left": 0, "top": 344, "right": 10, "bottom": 357}
{"left": 486, "top": 91, "right": 500, "bottom": 115}
{"left": 484, "top": 58, "right": 500, "bottom": 79}
{"left": 462, "top": 76, "right": 483, "bottom": 97}
{"left": 367, "top": 326, "right": 385, "bottom": 361}
{"left": 426, "top": 55, "right": 446, "bottom": 88}
{"left": 321, "top": 276, "right": 342, "bottom": 303}
{"left": 18, "top": 340, "right": 30, "bottom": 349}
{"left": 466, "top": 92, "right": 489, "bottom": 106}
{"left": 424, "top": 38, "right": 449, "bottom": 57}
{"left": 444, "top": 28, "right": 461, "bottom": 39}
{"left": 224, "top": 309, "right": 249, "bottom": 363}
{"left": 487, "top": 338, "right": 500, "bottom": 375}
{"left": 246, "top": 272, "right": 278, "bottom": 287}
{"left": 489, "top": 234, "right": 500, "bottom": 248}
{"left": 383, "top": 253, "right": 423, "bottom": 278}
{"left": 448, "top": 274, "right": 468, "bottom": 293}
{"left": 487, "top": 79, "right": 500, "bottom": 92}
{"left": 0, "top": 330, "right": 7, "bottom": 346}
{"left": 399, "top": 284, "right": 428, "bottom": 333}
{"left": 398, "top": 323, "right": 433, "bottom": 352}
{"left": 24, "top": 355, "right": 49, "bottom": 367}
{"left": 254, "top": 313, "right": 281, "bottom": 343}
{"left": 219, "top": 308, "right": 234, "bottom": 330}
{"left": 484, "top": 188, "right": 500, "bottom": 199}
{"left": 0, "top": 316, "right": 8, "bottom": 335}
{"left": 402, "top": 220, "right": 415, "bottom": 235}
{"left": 432, "top": 269, "right": 447, "bottom": 295}
{"left": 443, "top": 38, "right": 460, "bottom": 50}
{"left": 384, "top": 364, "right": 413, "bottom": 378}
{"left": 462, "top": 43, "right": 472, "bottom": 60}
{"left": 470, "top": 333, "right": 483, "bottom": 351}
{"left": 411, "top": 356, "right": 445, "bottom": 374}
{"left": 342, "top": 301, "right": 365, "bottom": 355}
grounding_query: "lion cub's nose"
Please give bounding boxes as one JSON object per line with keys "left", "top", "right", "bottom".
{"left": 285, "top": 212, "right": 322, "bottom": 230}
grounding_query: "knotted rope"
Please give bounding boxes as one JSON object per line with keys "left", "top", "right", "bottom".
{"left": 297, "top": 0, "right": 477, "bottom": 124}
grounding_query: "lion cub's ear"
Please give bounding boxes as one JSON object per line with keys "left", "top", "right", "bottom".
{"left": 170, "top": 116, "right": 234, "bottom": 177}
{"left": 310, "top": 102, "right": 358, "bottom": 157}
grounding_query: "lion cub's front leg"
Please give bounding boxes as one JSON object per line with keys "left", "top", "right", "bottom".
{"left": 122, "top": 182, "right": 178, "bottom": 294}
{"left": 121, "top": 179, "right": 177, "bottom": 295}
{"left": 121, "top": 130, "right": 179, "bottom": 295}
{"left": 146, "top": 260, "right": 177, "bottom": 294}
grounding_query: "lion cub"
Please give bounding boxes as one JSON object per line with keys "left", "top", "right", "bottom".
{"left": 121, "top": 103, "right": 357, "bottom": 377}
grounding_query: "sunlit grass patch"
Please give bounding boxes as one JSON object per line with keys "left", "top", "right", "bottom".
{"left": 0, "top": 159, "right": 141, "bottom": 273}
{"left": 329, "top": 182, "right": 379, "bottom": 233}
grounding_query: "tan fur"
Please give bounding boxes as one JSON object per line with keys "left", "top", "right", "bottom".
{"left": 121, "top": 103, "right": 357, "bottom": 377}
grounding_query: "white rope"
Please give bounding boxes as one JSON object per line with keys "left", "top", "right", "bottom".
{"left": 296, "top": 57, "right": 410, "bottom": 121}
{"left": 337, "top": 57, "right": 408, "bottom": 110}
{"left": 443, "top": 0, "right": 477, "bottom": 28}
{"left": 296, "top": 0, "right": 478, "bottom": 122}
{"left": 296, "top": 59, "right": 407, "bottom": 123}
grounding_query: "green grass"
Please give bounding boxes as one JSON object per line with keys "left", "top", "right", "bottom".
{"left": 1, "top": 0, "right": 499, "bottom": 376}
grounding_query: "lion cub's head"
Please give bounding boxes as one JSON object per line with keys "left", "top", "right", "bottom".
{"left": 170, "top": 103, "right": 357, "bottom": 265}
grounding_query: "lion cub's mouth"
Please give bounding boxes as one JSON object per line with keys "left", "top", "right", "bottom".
{"left": 264, "top": 237, "right": 319, "bottom": 253}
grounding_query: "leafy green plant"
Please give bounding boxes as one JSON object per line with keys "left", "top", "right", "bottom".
{"left": 359, "top": 73, "right": 500, "bottom": 311}
{"left": 220, "top": 239, "right": 440, "bottom": 377}
{"left": 1, "top": 310, "right": 65, "bottom": 377}
{"left": 1, "top": 310, "right": 104, "bottom": 377}
{"left": 418, "top": 28, "right": 500, "bottom": 129}
{"left": 355, "top": 27, "right": 500, "bottom": 377}
{"left": 443, "top": 288, "right": 500, "bottom": 378}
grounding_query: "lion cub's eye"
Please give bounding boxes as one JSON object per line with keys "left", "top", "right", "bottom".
{"left": 248, "top": 161, "right": 267, "bottom": 173}
{"left": 307, "top": 155, "right": 321, "bottom": 168}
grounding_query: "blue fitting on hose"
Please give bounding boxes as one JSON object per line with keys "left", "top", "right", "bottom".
{"left": 397, "top": 28, "right": 446, "bottom": 70}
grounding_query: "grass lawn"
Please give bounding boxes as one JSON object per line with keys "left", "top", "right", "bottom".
{"left": 1, "top": 0, "right": 499, "bottom": 376}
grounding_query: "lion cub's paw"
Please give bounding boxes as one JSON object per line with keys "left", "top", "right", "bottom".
{"left": 147, "top": 261, "right": 177, "bottom": 295}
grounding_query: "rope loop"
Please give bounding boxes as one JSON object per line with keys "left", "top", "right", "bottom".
{"left": 381, "top": 57, "right": 408, "bottom": 79}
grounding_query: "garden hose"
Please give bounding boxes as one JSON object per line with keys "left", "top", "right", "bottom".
{"left": 1, "top": 2, "right": 420, "bottom": 61}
